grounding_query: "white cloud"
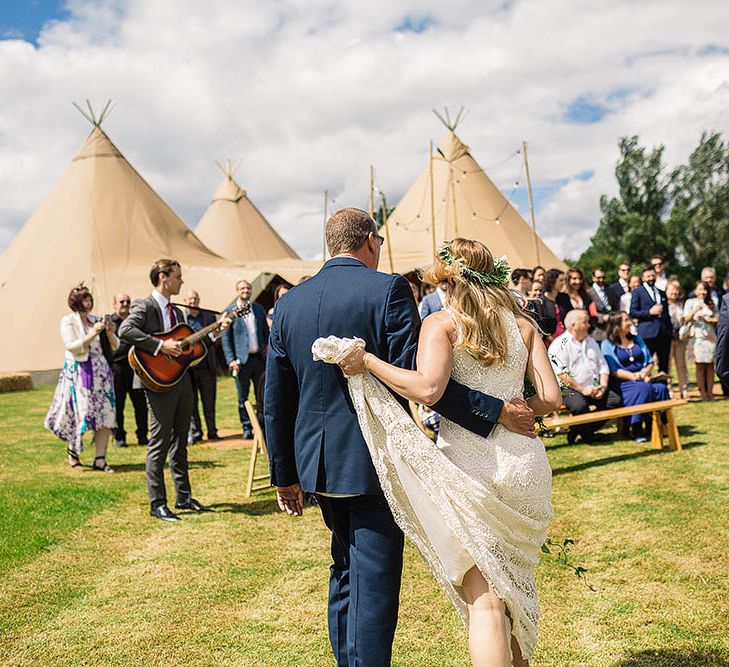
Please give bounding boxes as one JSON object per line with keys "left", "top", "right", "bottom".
{"left": 0, "top": 0, "right": 728, "bottom": 263}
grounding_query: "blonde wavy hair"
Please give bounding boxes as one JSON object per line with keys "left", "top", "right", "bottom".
{"left": 423, "top": 238, "right": 531, "bottom": 366}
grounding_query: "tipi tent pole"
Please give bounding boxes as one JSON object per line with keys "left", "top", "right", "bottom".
{"left": 322, "top": 190, "right": 328, "bottom": 262}
{"left": 429, "top": 140, "right": 437, "bottom": 257}
{"left": 522, "top": 141, "right": 541, "bottom": 265}
{"left": 369, "top": 165, "right": 375, "bottom": 218}
{"left": 450, "top": 167, "right": 459, "bottom": 238}
{"left": 381, "top": 191, "right": 394, "bottom": 273}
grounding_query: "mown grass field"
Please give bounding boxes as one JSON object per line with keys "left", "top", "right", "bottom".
{"left": 1, "top": 377, "right": 728, "bottom": 666}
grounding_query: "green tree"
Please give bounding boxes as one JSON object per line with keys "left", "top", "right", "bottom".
{"left": 668, "top": 131, "right": 729, "bottom": 283}
{"left": 578, "top": 136, "right": 673, "bottom": 275}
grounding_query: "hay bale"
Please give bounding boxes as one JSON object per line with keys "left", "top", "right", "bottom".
{"left": 0, "top": 372, "right": 33, "bottom": 393}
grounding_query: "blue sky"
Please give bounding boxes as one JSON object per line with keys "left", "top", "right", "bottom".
{"left": 0, "top": 0, "right": 67, "bottom": 42}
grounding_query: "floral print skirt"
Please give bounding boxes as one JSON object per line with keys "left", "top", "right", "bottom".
{"left": 44, "top": 351, "right": 117, "bottom": 453}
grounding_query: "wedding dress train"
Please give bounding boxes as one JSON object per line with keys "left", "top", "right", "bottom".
{"left": 312, "top": 310, "right": 553, "bottom": 661}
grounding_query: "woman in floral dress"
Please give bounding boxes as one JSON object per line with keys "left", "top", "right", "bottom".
{"left": 683, "top": 281, "right": 718, "bottom": 401}
{"left": 45, "top": 285, "right": 118, "bottom": 471}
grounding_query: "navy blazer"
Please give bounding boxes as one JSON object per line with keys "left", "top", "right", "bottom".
{"left": 606, "top": 282, "right": 627, "bottom": 312}
{"left": 630, "top": 284, "right": 671, "bottom": 340}
{"left": 715, "top": 293, "right": 729, "bottom": 382}
{"left": 222, "top": 302, "right": 269, "bottom": 365}
{"left": 264, "top": 257, "right": 504, "bottom": 495}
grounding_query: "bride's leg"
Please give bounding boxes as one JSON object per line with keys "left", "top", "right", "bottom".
{"left": 462, "top": 565, "right": 511, "bottom": 667}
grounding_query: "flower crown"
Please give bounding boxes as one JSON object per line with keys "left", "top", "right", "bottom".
{"left": 437, "top": 241, "right": 510, "bottom": 287}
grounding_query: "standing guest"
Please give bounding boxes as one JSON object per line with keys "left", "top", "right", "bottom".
{"left": 666, "top": 280, "right": 689, "bottom": 399}
{"left": 183, "top": 290, "right": 220, "bottom": 442}
{"left": 650, "top": 256, "right": 668, "bottom": 291}
{"left": 689, "top": 267, "right": 724, "bottom": 307}
{"left": 222, "top": 279, "right": 269, "bottom": 440}
{"left": 543, "top": 268, "right": 567, "bottom": 343}
{"left": 513, "top": 268, "right": 556, "bottom": 336}
{"left": 564, "top": 267, "right": 592, "bottom": 314}
{"left": 630, "top": 266, "right": 672, "bottom": 373}
{"left": 529, "top": 281, "right": 544, "bottom": 299}
{"left": 267, "top": 284, "right": 290, "bottom": 328}
{"left": 532, "top": 265, "right": 545, "bottom": 284}
{"left": 715, "top": 290, "right": 729, "bottom": 388}
{"left": 601, "top": 312, "right": 671, "bottom": 442}
{"left": 549, "top": 310, "right": 620, "bottom": 444}
{"left": 119, "top": 259, "right": 231, "bottom": 521}
{"left": 45, "top": 284, "right": 118, "bottom": 471}
{"left": 510, "top": 268, "right": 532, "bottom": 294}
{"left": 587, "top": 268, "right": 612, "bottom": 342}
{"left": 683, "top": 281, "right": 718, "bottom": 401}
{"left": 110, "top": 293, "right": 148, "bottom": 448}
{"left": 419, "top": 281, "right": 447, "bottom": 319}
{"left": 620, "top": 275, "right": 642, "bottom": 316}
{"left": 607, "top": 262, "right": 632, "bottom": 312}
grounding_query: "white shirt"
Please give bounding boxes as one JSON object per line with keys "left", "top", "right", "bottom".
{"left": 237, "top": 299, "right": 259, "bottom": 354}
{"left": 592, "top": 283, "right": 609, "bottom": 308}
{"left": 619, "top": 277, "right": 629, "bottom": 293}
{"left": 643, "top": 282, "right": 658, "bottom": 303}
{"left": 655, "top": 275, "right": 667, "bottom": 291}
{"left": 548, "top": 331, "right": 608, "bottom": 388}
{"left": 620, "top": 291, "right": 633, "bottom": 313}
{"left": 151, "top": 289, "right": 173, "bottom": 355}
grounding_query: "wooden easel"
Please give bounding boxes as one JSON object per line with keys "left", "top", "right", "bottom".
{"left": 244, "top": 400, "right": 271, "bottom": 497}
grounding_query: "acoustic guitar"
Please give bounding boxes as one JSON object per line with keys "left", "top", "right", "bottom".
{"left": 129, "top": 303, "right": 250, "bottom": 393}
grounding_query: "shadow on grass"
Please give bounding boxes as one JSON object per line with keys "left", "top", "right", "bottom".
{"left": 546, "top": 423, "right": 704, "bottom": 452}
{"left": 552, "top": 441, "right": 707, "bottom": 476}
{"left": 615, "top": 649, "right": 729, "bottom": 666}
{"left": 110, "top": 460, "right": 222, "bottom": 473}
{"left": 209, "top": 498, "right": 279, "bottom": 516}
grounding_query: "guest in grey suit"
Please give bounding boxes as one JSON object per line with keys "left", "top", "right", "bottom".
{"left": 587, "top": 268, "right": 612, "bottom": 342}
{"left": 119, "top": 259, "right": 231, "bottom": 521}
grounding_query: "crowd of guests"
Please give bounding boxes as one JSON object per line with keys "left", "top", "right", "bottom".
{"left": 43, "top": 255, "right": 727, "bottom": 498}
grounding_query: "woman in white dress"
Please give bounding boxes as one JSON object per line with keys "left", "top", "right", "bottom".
{"left": 333, "top": 239, "right": 562, "bottom": 666}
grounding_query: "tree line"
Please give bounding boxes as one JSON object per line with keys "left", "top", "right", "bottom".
{"left": 569, "top": 132, "right": 729, "bottom": 288}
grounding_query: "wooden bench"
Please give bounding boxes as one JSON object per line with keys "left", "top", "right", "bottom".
{"left": 243, "top": 400, "right": 271, "bottom": 497}
{"left": 542, "top": 398, "right": 688, "bottom": 451}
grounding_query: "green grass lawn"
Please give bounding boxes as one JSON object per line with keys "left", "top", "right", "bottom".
{"left": 0, "top": 377, "right": 728, "bottom": 666}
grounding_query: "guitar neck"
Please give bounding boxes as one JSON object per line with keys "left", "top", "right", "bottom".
{"left": 184, "top": 320, "right": 221, "bottom": 346}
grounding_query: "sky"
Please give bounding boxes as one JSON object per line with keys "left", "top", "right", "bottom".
{"left": 0, "top": 0, "right": 728, "bottom": 262}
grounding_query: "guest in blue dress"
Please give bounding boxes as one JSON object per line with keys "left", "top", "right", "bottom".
{"left": 601, "top": 312, "right": 670, "bottom": 442}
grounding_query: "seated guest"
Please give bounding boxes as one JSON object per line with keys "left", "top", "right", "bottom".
{"left": 600, "top": 312, "right": 670, "bottom": 442}
{"left": 549, "top": 310, "right": 620, "bottom": 444}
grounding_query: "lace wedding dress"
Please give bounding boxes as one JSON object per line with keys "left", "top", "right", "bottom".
{"left": 312, "top": 310, "right": 553, "bottom": 661}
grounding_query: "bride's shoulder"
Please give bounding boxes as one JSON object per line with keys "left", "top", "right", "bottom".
{"left": 422, "top": 309, "right": 457, "bottom": 336}
{"left": 513, "top": 312, "right": 537, "bottom": 345}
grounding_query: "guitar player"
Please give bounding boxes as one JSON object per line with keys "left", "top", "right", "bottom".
{"left": 119, "top": 259, "right": 232, "bottom": 521}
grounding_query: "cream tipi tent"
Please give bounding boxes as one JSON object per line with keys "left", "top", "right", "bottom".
{"left": 0, "top": 112, "right": 255, "bottom": 373}
{"left": 381, "top": 122, "right": 566, "bottom": 275}
{"left": 195, "top": 162, "right": 300, "bottom": 263}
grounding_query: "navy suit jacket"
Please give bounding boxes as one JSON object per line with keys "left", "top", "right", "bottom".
{"left": 264, "top": 257, "right": 504, "bottom": 495}
{"left": 715, "top": 293, "right": 729, "bottom": 382}
{"left": 630, "top": 284, "right": 671, "bottom": 340}
{"left": 222, "top": 302, "right": 269, "bottom": 365}
{"left": 419, "top": 290, "right": 445, "bottom": 320}
{"left": 606, "top": 282, "right": 627, "bottom": 312}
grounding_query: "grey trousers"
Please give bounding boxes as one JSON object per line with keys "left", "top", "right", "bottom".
{"left": 145, "top": 374, "right": 194, "bottom": 509}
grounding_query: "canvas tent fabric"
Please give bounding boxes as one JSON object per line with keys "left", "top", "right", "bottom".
{"left": 195, "top": 173, "right": 300, "bottom": 263}
{"left": 380, "top": 130, "right": 567, "bottom": 275}
{"left": 0, "top": 126, "right": 258, "bottom": 372}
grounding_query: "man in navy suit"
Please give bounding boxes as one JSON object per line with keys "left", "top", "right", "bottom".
{"left": 265, "top": 208, "right": 537, "bottom": 667}
{"left": 715, "top": 292, "right": 729, "bottom": 383}
{"left": 630, "top": 266, "right": 672, "bottom": 372}
{"left": 607, "top": 262, "right": 632, "bottom": 312}
{"left": 222, "top": 279, "right": 269, "bottom": 439}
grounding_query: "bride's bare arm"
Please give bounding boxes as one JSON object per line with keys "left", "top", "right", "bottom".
{"left": 341, "top": 312, "right": 455, "bottom": 405}
{"left": 517, "top": 316, "right": 562, "bottom": 415}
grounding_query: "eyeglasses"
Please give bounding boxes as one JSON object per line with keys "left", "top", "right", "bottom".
{"left": 652, "top": 262, "right": 663, "bottom": 268}
{"left": 118, "top": 299, "right": 130, "bottom": 304}
{"left": 372, "top": 232, "right": 385, "bottom": 246}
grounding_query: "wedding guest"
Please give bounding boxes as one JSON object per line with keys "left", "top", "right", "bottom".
{"left": 511, "top": 268, "right": 532, "bottom": 294}
{"left": 607, "top": 262, "right": 632, "bottom": 311}
{"left": 666, "top": 280, "right": 689, "bottom": 399}
{"left": 407, "top": 279, "right": 420, "bottom": 305}
{"left": 267, "top": 284, "right": 290, "bottom": 328}
{"left": 529, "top": 281, "right": 544, "bottom": 299}
{"left": 683, "top": 281, "right": 718, "bottom": 401}
{"left": 183, "top": 290, "right": 220, "bottom": 442}
{"left": 601, "top": 312, "right": 670, "bottom": 442}
{"left": 419, "top": 281, "right": 447, "bottom": 319}
{"left": 620, "top": 275, "right": 642, "bottom": 316}
{"left": 689, "top": 267, "right": 724, "bottom": 307}
{"left": 587, "top": 268, "right": 612, "bottom": 342}
{"left": 630, "top": 266, "right": 672, "bottom": 373}
{"left": 110, "top": 293, "right": 148, "bottom": 447}
{"left": 564, "top": 267, "right": 592, "bottom": 314}
{"left": 45, "top": 284, "right": 118, "bottom": 471}
{"left": 543, "top": 268, "right": 566, "bottom": 343}
{"left": 532, "top": 265, "right": 545, "bottom": 284}
{"left": 650, "top": 256, "right": 667, "bottom": 291}
{"left": 513, "top": 269, "right": 555, "bottom": 337}
{"left": 549, "top": 309, "right": 620, "bottom": 444}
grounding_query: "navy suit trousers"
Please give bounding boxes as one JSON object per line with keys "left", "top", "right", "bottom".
{"left": 317, "top": 494, "right": 404, "bottom": 667}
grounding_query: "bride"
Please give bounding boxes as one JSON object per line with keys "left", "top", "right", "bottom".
{"left": 324, "top": 238, "right": 562, "bottom": 666}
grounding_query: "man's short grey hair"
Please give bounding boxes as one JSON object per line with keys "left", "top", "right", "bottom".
{"left": 701, "top": 266, "right": 716, "bottom": 275}
{"left": 564, "top": 309, "right": 588, "bottom": 329}
{"left": 325, "top": 208, "right": 377, "bottom": 256}
{"left": 235, "top": 278, "right": 251, "bottom": 289}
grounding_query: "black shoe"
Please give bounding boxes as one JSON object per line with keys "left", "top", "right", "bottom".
{"left": 150, "top": 505, "right": 181, "bottom": 521}
{"left": 567, "top": 429, "right": 578, "bottom": 445}
{"left": 175, "top": 498, "right": 214, "bottom": 513}
{"left": 137, "top": 437, "right": 149, "bottom": 446}
{"left": 114, "top": 439, "right": 128, "bottom": 448}
{"left": 207, "top": 433, "right": 221, "bottom": 441}
{"left": 242, "top": 428, "right": 253, "bottom": 440}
